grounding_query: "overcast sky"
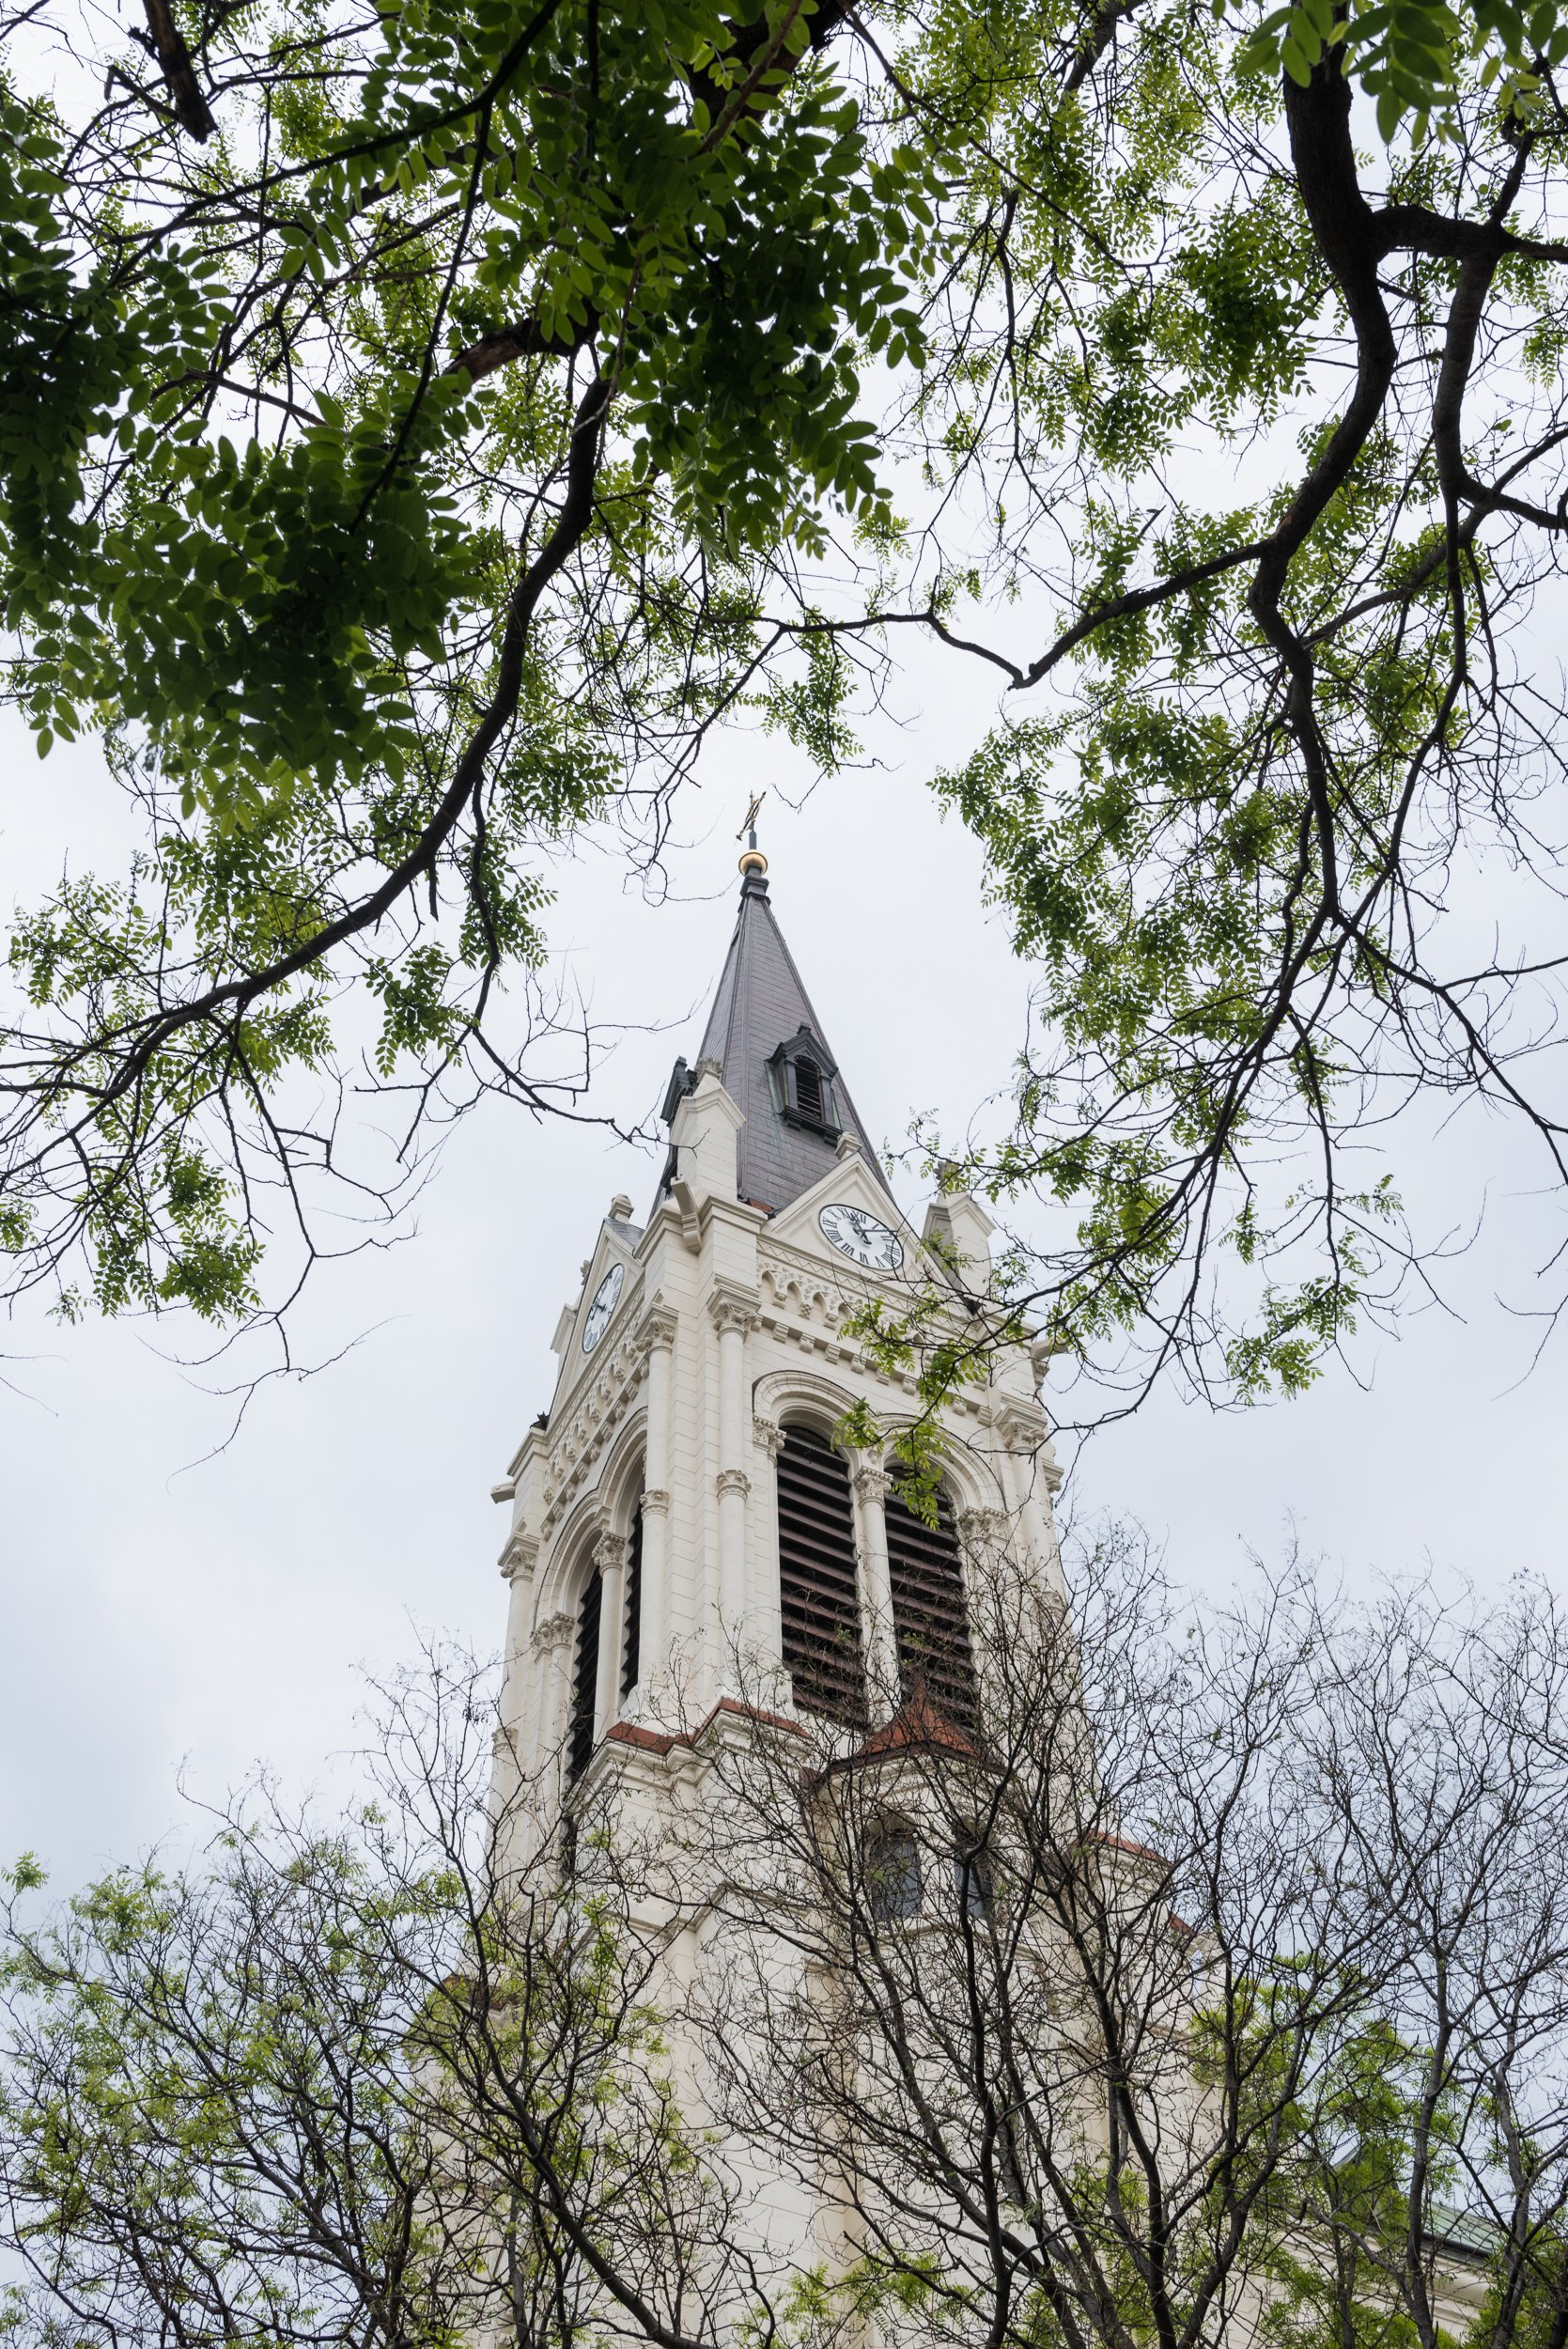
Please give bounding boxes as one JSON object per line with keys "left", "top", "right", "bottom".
{"left": 5, "top": 653, "right": 1567, "bottom": 1893}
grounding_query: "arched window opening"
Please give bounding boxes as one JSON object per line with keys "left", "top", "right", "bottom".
{"left": 776, "top": 1423, "right": 865, "bottom": 1722}
{"left": 866, "top": 1825, "right": 923, "bottom": 1922}
{"left": 792, "top": 1054, "right": 826, "bottom": 1123}
{"left": 768, "top": 1028, "right": 840, "bottom": 1139}
{"left": 885, "top": 1482, "right": 978, "bottom": 1735}
{"left": 621, "top": 1503, "right": 644, "bottom": 1698}
{"left": 567, "top": 1565, "right": 601, "bottom": 1785}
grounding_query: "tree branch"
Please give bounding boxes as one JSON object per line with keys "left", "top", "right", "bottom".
{"left": 60, "top": 373, "right": 611, "bottom": 1141}
{"left": 140, "top": 0, "right": 214, "bottom": 137}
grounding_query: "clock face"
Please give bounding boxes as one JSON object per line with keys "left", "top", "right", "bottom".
{"left": 819, "top": 1202, "right": 905, "bottom": 1273}
{"left": 582, "top": 1261, "right": 625, "bottom": 1354}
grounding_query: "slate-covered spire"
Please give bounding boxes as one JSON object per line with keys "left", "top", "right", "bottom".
{"left": 669, "top": 858, "right": 894, "bottom": 1216}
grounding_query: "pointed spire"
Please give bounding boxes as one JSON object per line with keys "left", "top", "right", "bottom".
{"left": 675, "top": 848, "right": 894, "bottom": 1217}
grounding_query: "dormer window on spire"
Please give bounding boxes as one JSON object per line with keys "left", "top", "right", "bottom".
{"left": 768, "top": 1026, "right": 840, "bottom": 1142}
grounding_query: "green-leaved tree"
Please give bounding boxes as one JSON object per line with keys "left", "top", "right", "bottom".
{"left": 6, "top": 0, "right": 1568, "bottom": 1410}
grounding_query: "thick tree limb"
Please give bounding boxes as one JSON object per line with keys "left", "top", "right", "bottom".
{"left": 1063, "top": 0, "right": 1141, "bottom": 93}
{"left": 141, "top": 0, "right": 214, "bottom": 137}
{"left": 1017, "top": 539, "right": 1266, "bottom": 691}
{"left": 687, "top": 0, "right": 855, "bottom": 124}
{"left": 446, "top": 312, "right": 597, "bottom": 382}
{"left": 1374, "top": 197, "right": 1568, "bottom": 264}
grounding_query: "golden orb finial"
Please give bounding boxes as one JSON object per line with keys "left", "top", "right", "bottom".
{"left": 736, "top": 788, "right": 768, "bottom": 879}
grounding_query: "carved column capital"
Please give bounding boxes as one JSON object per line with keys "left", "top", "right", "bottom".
{"left": 995, "top": 1400, "right": 1049, "bottom": 1450}
{"left": 752, "top": 1413, "right": 784, "bottom": 1463}
{"left": 532, "top": 1610, "right": 576, "bottom": 1657}
{"left": 638, "top": 1301, "right": 678, "bottom": 1354}
{"left": 594, "top": 1527, "right": 627, "bottom": 1575}
{"left": 707, "top": 1283, "right": 761, "bottom": 1337}
{"left": 956, "top": 1505, "right": 1008, "bottom": 1554}
{"left": 640, "top": 1486, "right": 671, "bottom": 1518}
{"left": 716, "top": 1467, "right": 752, "bottom": 1501}
{"left": 853, "top": 1465, "right": 892, "bottom": 1506}
{"left": 499, "top": 1532, "right": 539, "bottom": 1582}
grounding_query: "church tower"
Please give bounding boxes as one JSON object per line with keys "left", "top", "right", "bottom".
{"left": 489, "top": 846, "right": 1064, "bottom": 1812}
{"left": 472, "top": 860, "right": 1498, "bottom": 2349}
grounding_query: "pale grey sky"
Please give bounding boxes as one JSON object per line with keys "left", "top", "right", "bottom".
{"left": 4, "top": 670, "right": 1566, "bottom": 1890}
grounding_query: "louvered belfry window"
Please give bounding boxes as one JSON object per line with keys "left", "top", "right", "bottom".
{"left": 885, "top": 1483, "right": 978, "bottom": 1734}
{"left": 621, "top": 1506, "right": 643, "bottom": 1697}
{"left": 776, "top": 1424, "right": 866, "bottom": 1723}
{"left": 792, "top": 1054, "right": 825, "bottom": 1123}
{"left": 567, "top": 1565, "right": 602, "bottom": 1785}
{"left": 770, "top": 1030, "right": 839, "bottom": 1136}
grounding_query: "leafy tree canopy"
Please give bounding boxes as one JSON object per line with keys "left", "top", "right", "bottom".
{"left": 4, "top": 0, "right": 1568, "bottom": 1412}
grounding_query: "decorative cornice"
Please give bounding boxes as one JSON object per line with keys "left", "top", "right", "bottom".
{"left": 753, "top": 1254, "right": 965, "bottom": 1402}
{"left": 757, "top": 1258, "right": 838, "bottom": 1325}
{"left": 605, "top": 1694, "right": 810, "bottom": 1763}
{"left": 532, "top": 1610, "right": 575, "bottom": 1656}
{"left": 716, "top": 1468, "right": 752, "bottom": 1500}
{"left": 538, "top": 1326, "right": 649, "bottom": 1538}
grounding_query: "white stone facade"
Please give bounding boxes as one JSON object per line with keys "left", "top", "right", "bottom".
{"left": 481, "top": 983, "right": 1073, "bottom": 2325}
{"left": 490, "top": 1058, "right": 1063, "bottom": 1810}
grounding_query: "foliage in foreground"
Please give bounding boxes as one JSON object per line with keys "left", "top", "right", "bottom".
{"left": 6, "top": 0, "right": 1568, "bottom": 1414}
{"left": 4, "top": 1547, "right": 1568, "bottom": 2349}
{"left": 0, "top": 1656, "right": 738, "bottom": 2349}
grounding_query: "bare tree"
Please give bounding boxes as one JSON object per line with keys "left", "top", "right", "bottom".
{"left": 6, "top": 1558, "right": 1567, "bottom": 2349}
{"left": 684, "top": 1530, "right": 1568, "bottom": 2349}
{"left": 0, "top": 1645, "right": 746, "bottom": 2349}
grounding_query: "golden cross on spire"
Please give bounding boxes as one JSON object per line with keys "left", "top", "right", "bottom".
{"left": 737, "top": 790, "right": 768, "bottom": 879}
{"left": 736, "top": 789, "right": 766, "bottom": 851}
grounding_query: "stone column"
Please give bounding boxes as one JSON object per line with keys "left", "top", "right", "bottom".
{"left": 751, "top": 1414, "right": 786, "bottom": 1675}
{"left": 956, "top": 1504, "right": 1008, "bottom": 1576}
{"left": 709, "top": 1288, "right": 758, "bottom": 1682}
{"left": 528, "top": 1610, "right": 576, "bottom": 1794}
{"left": 636, "top": 1307, "right": 676, "bottom": 1708}
{"left": 494, "top": 1532, "right": 538, "bottom": 1808}
{"left": 593, "top": 1522, "right": 625, "bottom": 1739}
{"left": 995, "top": 1404, "right": 1066, "bottom": 1598}
{"left": 715, "top": 1465, "right": 750, "bottom": 1663}
{"left": 956, "top": 1503, "right": 1008, "bottom": 1664}
{"left": 852, "top": 1463, "right": 900, "bottom": 1718}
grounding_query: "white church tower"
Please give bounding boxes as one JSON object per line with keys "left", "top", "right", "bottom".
{"left": 474, "top": 875, "right": 1490, "bottom": 2329}
{"left": 489, "top": 841, "right": 1064, "bottom": 1816}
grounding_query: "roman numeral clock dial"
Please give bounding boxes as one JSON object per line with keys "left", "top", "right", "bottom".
{"left": 582, "top": 1261, "right": 624, "bottom": 1353}
{"left": 819, "top": 1202, "right": 904, "bottom": 1273}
